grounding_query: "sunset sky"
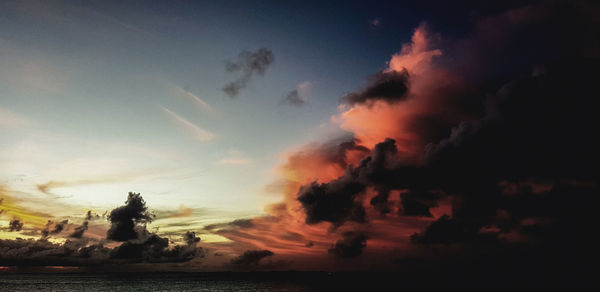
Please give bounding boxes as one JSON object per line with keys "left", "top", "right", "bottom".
{"left": 1, "top": 0, "right": 598, "bottom": 275}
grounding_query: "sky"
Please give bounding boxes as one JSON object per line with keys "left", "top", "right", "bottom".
{"left": 0, "top": 0, "right": 598, "bottom": 278}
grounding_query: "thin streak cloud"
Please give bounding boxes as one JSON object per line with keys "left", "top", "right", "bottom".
{"left": 172, "top": 85, "right": 213, "bottom": 113}
{"left": 162, "top": 107, "right": 215, "bottom": 141}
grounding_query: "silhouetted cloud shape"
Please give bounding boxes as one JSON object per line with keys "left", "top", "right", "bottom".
{"left": 297, "top": 138, "right": 407, "bottom": 226}
{"left": 40, "top": 219, "right": 69, "bottom": 238}
{"left": 52, "top": 219, "right": 68, "bottom": 234}
{"left": 343, "top": 70, "right": 410, "bottom": 105}
{"left": 183, "top": 231, "right": 201, "bottom": 246}
{"left": 222, "top": 48, "right": 274, "bottom": 97}
{"left": 110, "top": 233, "right": 203, "bottom": 262}
{"left": 69, "top": 221, "right": 88, "bottom": 238}
{"left": 8, "top": 218, "right": 24, "bottom": 232}
{"left": 204, "top": 218, "right": 254, "bottom": 231}
{"left": 107, "top": 192, "right": 154, "bottom": 241}
{"left": 281, "top": 89, "right": 306, "bottom": 106}
{"left": 0, "top": 231, "right": 204, "bottom": 266}
{"left": 329, "top": 232, "right": 368, "bottom": 258}
{"left": 231, "top": 249, "right": 274, "bottom": 265}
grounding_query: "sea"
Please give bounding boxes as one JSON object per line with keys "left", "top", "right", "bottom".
{"left": 0, "top": 272, "right": 378, "bottom": 291}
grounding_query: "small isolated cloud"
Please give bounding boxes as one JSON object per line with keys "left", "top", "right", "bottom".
{"left": 281, "top": 81, "right": 312, "bottom": 107}
{"left": 8, "top": 218, "right": 24, "bottom": 232}
{"left": 231, "top": 249, "right": 274, "bottom": 266}
{"left": 172, "top": 85, "right": 213, "bottom": 113}
{"left": 370, "top": 18, "right": 382, "bottom": 29}
{"left": 162, "top": 107, "right": 215, "bottom": 141}
{"left": 222, "top": 48, "right": 275, "bottom": 98}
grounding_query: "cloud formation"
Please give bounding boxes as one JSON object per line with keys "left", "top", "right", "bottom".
{"left": 222, "top": 48, "right": 274, "bottom": 98}
{"left": 8, "top": 218, "right": 24, "bottom": 232}
{"left": 0, "top": 193, "right": 205, "bottom": 267}
{"left": 106, "top": 192, "right": 154, "bottom": 241}
{"left": 162, "top": 107, "right": 215, "bottom": 141}
{"left": 281, "top": 81, "right": 312, "bottom": 107}
{"left": 328, "top": 232, "right": 367, "bottom": 258}
{"left": 214, "top": 0, "right": 600, "bottom": 272}
{"left": 231, "top": 249, "right": 274, "bottom": 266}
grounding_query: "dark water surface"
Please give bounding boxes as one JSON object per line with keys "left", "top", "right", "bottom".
{"left": 0, "top": 272, "right": 362, "bottom": 292}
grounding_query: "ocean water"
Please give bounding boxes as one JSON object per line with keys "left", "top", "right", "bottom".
{"left": 0, "top": 273, "right": 322, "bottom": 292}
{"left": 0, "top": 274, "right": 321, "bottom": 291}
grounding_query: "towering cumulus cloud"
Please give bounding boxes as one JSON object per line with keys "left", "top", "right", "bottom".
{"left": 207, "top": 0, "right": 599, "bottom": 275}
{"left": 106, "top": 192, "right": 154, "bottom": 241}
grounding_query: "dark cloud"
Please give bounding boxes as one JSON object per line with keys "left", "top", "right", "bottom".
{"left": 204, "top": 218, "right": 254, "bottom": 231}
{"left": 0, "top": 231, "right": 204, "bottom": 266}
{"left": 107, "top": 192, "right": 155, "bottom": 241}
{"left": 86, "top": 210, "right": 100, "bottom": 221}
{"left": 399, "top": 190, "right": 442, "bottom": 217}
{"left": 297, "top": 138, "right": 405, "bottom": 226}
{"left": 40, "top": 219, "right": 69, "bottom": 238}
{"left": 222, "top": 48, "right": 274, "bottom": 98}
{"left": 343, "top": 70, "right": 410, "bottom": 105}
{"left": 328, "top": 232, "right": 368, "bottom": 258}
{"left": 52, "top": 219, "right": 68, "bottom": 234}
{"left": 109, "top": 232, "right": 203, "bottom": 263}
{"left": 183, "top": 231, "right": 201, "bottom": 246}
{"left": 281, "top": 89, "right": 306, "bottom": 106}
{"left": 231, "top": 249, "right": 274, "bottom": 266}
{"left": 294, "top": 1, "right": 600, "bottom": 268}
{"left": 0, "top": 238, "right": 111, "bottom": 266}
{"left": 69, "top": 221, "right": 89, "bottom": 238}
{"left": 297, "top": 178, "right": 366, "bottom": 226}
{"left": 8, "top": 218, "right": 24, "bottom": 232}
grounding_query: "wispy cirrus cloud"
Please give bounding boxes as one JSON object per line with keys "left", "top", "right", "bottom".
{"left": 162, "top": 107, "right": 215, "bottom": 141}
{"left": 172, "top": 85, "right": 213, "bottom": 113}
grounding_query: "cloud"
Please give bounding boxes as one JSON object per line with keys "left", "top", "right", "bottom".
{"left": 69, "top": 221, "right": 89, "bottom": 238}
{"left": 106, "top": 192, "right": 154, "bottom": 241}
{"left": 328, "top": 232, "right": 367, "bottom": 258}
{"left": 281, "top": 81, "right": 312, "bottom": 107}
{"left": 219, "top": 0, "right": 600, "bottom": 271}
{"left": 203, "top": 218, "right": 254, "bottom": 231}
{"left": 230, "top": 249, "right": 274, "bottom": 265}
{"left": 342, "top": 70, "right": 409, "bottom": 105}
{"left": 40, "top": 219, "right": 69, "bottom": 238}
{"left": 109, "top": 233, "right": 203, "bottom": 263}
{"left": 8, "top": 218, "right": 24, "bottom": 232}
{"left": 162, "top": 107, "right": 215, "bottom": 141}
{"left": 173, "top": 85, "right": 213, "bottom": 113}
{"left": 222, "top": 48, "right": 275, "bottom": 98}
